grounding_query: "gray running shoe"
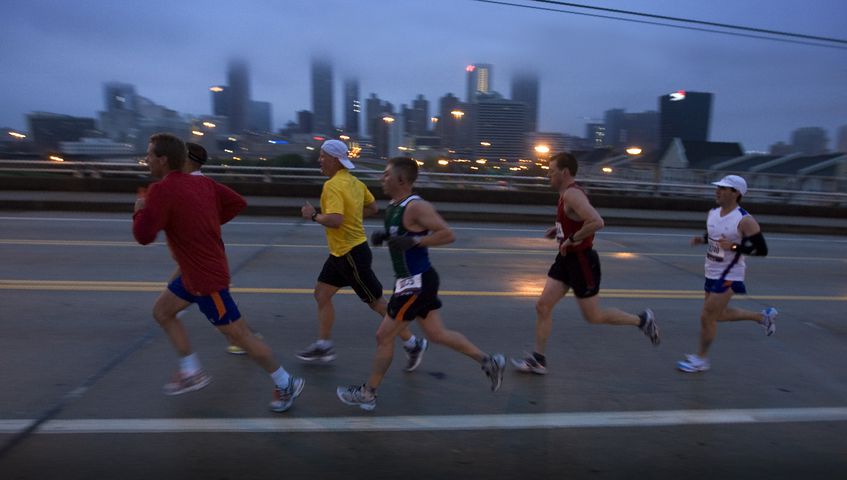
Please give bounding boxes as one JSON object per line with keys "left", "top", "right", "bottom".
{"left": 511, "top": 353, "right": 547, "bottom": 375}
{"left": 162, "top": 370, "right": 212, "bottom": 396}
{"left": 403, "top": 338, "right": 429, "bottom": 372}
{"left": 336, "top": 384, "right": 377, "bottom": 411}
{"left": 482, "top": 354, "right": 506, "bottom": 392}
{"left": 761, "top": 307, "right": 778, "bottom": 336}
{"left": 269, "top": 376, "right": 305, "bottom": 413}
{"left": 639, "top": 309, "right": 660, "bottom": 346}
{"left": 677, "top": 354, "right": 710, "bottom": 373}
{"left": 296, "top": 343, "right": 337, "bottom": 362}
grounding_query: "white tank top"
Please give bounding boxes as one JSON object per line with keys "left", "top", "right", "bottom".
{"left": 704, "top": 206, "right": 748, "bottom": 281}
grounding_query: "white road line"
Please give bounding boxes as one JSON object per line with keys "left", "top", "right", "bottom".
{"left": 1, "top": 407, "right": 846, "bottom": 434}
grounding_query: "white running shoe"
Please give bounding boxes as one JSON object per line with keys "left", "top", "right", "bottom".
{"left": 677, "top": 354, "right": 710, "bottom": 373}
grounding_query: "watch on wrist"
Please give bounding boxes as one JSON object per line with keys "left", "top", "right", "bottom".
{"left": 311, "top": 211, "right": 319, "bottom": 222}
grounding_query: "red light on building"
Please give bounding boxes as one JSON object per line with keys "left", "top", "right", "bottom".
{"left": 466, "top": 65, "right": 476, "bottom": 72}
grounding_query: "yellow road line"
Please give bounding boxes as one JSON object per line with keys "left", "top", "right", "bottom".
{"left": 1, "top": 238, "right": 843, "bottom": 262}
{"left": 1, "top": 280, "right": 845, "bottom": 301}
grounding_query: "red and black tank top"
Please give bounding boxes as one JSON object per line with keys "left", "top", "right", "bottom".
{"left": 556, "top": 182, "right": 594, "bottom": 253}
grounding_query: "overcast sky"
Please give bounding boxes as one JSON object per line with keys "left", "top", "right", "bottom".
{"left": 2, "top": 0, "right": 845, "bottom": 151}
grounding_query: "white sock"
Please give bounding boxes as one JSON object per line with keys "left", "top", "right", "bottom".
{"left": 179, "top": 353, "right": 201, "bottom": 376}
{"left": 271, "top": 367, "right": 291, "bottom": 388}
{"left": 403, "top": 335, "right": 418, "bottom": 349}
{"left": 316, "top": 339, "right": 333, "bottom": 349}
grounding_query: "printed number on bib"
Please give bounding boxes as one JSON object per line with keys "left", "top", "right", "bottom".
{"left": 395, "top": 274, "right": 422, "bottom": 294}
{"left": 707, "top": 238, "right": 725, "bottom": 262}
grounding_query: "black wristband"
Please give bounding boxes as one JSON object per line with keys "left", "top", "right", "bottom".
{"left": 568, "top": 234, "right": 577, "bottom": 243}
{"left": 311, "top": 211, "right": 319, "bottom": 222}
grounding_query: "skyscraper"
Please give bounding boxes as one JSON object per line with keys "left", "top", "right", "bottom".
{"left": 471, "top": 94, "right": 528, "bottom": 161}
{"left": 466, "top": 64, "right": 492, "bottom": 103}
{"left": 100, "top": 82, "right": 138, "bottom": 142}
{"left": 438, "top": 93, "right": 463, "bottom": 150}
{"left": 791, "top": 127, "right": 828, "bottom": 155}
{"left": 209, "top": 85, "right": 229, "bottom": 117}
{"left": 403, "top": 94, "right": 429, "bottom": 136}
{"left": 659, "top": 90, "right": 712, "bottom": 147}
{"left": 311, "top": 58, "right": 334, "bottom": 134}
{"left": 227, "top": 59, "right": 250, "bottom": 133}
{"left": 511, "top": 73, "right": 539, "bottom": 132}
{"left": 343, "top": 78, "right": 360, "bottom": 136}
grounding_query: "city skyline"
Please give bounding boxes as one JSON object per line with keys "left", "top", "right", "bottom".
{"left": 2, "top": 0, "right": 845, "bottom": 152}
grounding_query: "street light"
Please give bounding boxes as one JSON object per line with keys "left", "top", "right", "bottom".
{"left": 625, "top": 146, "right": 643, "bottom": 155}
{"left": 450, "top": 110, "right": 464, "bottom": 120}
{"left": 8, "top": 131, "right": 26, "bottom": 139}
{"left": 382, "top": 115, "right": 395, "bottom": 123}
{"left": 534, "top": 145, "right": 550, "bottom": 154}
{"left": 202, "top": 121, "right": 216, "bottom": 128}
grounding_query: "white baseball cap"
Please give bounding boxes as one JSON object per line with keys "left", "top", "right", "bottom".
{"left": 321, "top": 139, "right": 355, "bottom": 169}
{"left": 711, "top": 175, "right": 747, "bottom": 195}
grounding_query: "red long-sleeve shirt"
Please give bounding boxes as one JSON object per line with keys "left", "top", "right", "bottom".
{"left": 133, "top": 171, "right": 246, "bottom": 295}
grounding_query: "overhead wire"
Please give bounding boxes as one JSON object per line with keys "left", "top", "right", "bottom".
{"left": 470, "top": 0, "right": 847, "bottom": 50}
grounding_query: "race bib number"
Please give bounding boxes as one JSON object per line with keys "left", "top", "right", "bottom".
{"left": 395, "top": 274, "right": 422, "bottom": 294}
{"left": 706, "top": 238, "right": 725, "bottom": 262}
{"left": 555, "top": 222, "right": 564, "bottom": 242}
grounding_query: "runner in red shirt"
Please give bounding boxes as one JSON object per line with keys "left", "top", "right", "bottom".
{"left": 511, "top": 151, "right": 660, "bottom": 375}
{"left": 133, "top": 133, "right": 303, "bottom": 413}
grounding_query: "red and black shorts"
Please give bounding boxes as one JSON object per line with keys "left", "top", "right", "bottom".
{"left": 547, "top": 249, "right": 601, "bottom": 298}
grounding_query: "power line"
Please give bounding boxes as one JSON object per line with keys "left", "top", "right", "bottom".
{"left": 470, "top": 0, "right": 847, "bottom": 50}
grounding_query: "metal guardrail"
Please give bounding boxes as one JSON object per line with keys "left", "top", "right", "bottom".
{"left": 1, "top": 159, "right": 846, "bottom": 207}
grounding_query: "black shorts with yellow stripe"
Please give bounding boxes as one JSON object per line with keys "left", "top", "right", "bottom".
{"left": 318, "top": 241, "right": 383, "bottom": 304}
{"left": 388, "top": 267, "right": 443, "bottom": 321}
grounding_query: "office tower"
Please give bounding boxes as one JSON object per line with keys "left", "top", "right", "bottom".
{"left": 343, "top": 78, "right": 360, "bottom": 136}
{"left": 438, "top": 93, "right": 464, "bottom": 150}
{"left": 511, "top": 73, "right": 539, "bottom": 132}
{"left": 248, "top": 101, "right": 272, "bottom": 133}
{"left": 100, "top": 82, "right": 139, "bottom": 142}
{"left": 365, "top": 93, "right": 393, "bottom": 137}
{"left": 585, "top": 123, "right": 606, "bottom": 148}
{"left": 227, "top": 59, "right": 251, "bottom": 133}
{"left": 210, "top": 86, "right": 229, "bottom": 117}
{"left": 28, "top": 112, "right": 96, "bottom": 151}
{"left": 311, "top": 57, "right": 334, "bottom": 133}
{"left": 837, "top": 125, "right": 847, "bottom": 153}
{"left": 791, "top": 127, "right": 828, "bottom": 155}
{"left": 471, "top": 94, "right": 528, "bottom": 161}
{"left": 403, "top": 94, "right": 429, "bottom": 136}
{"left": 659, "top": 90, "right": 712, "bottom": 147}
{"left": 466, "top": 63, "right": 492, "bottom": 103}
{"left": 622, "top": 111, "right": 659, "bottom": 152}
{"left": 297, "top": 110, "right": 313, "bottom": 134}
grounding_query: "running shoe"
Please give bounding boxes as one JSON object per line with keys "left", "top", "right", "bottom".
{"left": 296, "top": 342, "right": 337, "bottom": 362}
{"left": 639, "top": 308, "right": 660, "bottom": 346}
{"left": 482, "top": 354, "right": 506, "bottom": 392}
{"left": 162, "top": 370, "right": 212, "bottom": 396}
{"left": 403, "top": 338, "right": 429, "bottom": 372}
{"left": 511, "top": 353, "right": 547, "bottom": 375}
{"left": 269, "top": 376, "right": 305, "bottom": 413}
{"left": 226, "top": 332, "right": 263, "bottom": 355}
{"left": 226, "top": 344, "right": 247, "bottom": 355}
{"left": 336, "top": 384, "right": 377, "bottom": 411}
{"left": 677, "top": 354, "right": 710, "bottom": 373}
{"left": 760, "top": 307, "right": 778, "bottom": 336}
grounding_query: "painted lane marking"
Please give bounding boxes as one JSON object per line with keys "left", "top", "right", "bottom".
{"left": 1, "top": 407, "right": 846, "bottom": 434}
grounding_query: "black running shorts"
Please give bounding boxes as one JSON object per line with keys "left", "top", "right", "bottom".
{"left": 547, "top": 249, "right": 601, "bottom": 298}
{"left": 318, "top": 241, "right": 383, "bottom": 303}
{"left": 387, "top": 267, "right": 443, "bottom": 321}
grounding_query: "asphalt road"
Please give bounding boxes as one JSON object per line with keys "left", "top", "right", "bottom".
{"left": 0, "top": 211, "right": 845, "bottom": 479}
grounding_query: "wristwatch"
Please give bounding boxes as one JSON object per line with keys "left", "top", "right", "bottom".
{"left": 311, "top": 211, "right": 319, "bottom": 222}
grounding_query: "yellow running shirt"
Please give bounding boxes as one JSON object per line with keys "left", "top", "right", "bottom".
{"left": 320, "top": 169, "right": 375, "bottom": 256}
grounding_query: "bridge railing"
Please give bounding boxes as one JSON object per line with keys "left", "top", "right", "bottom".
{"left": 1, "top": 159, "right": 845, "bottom": 207}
